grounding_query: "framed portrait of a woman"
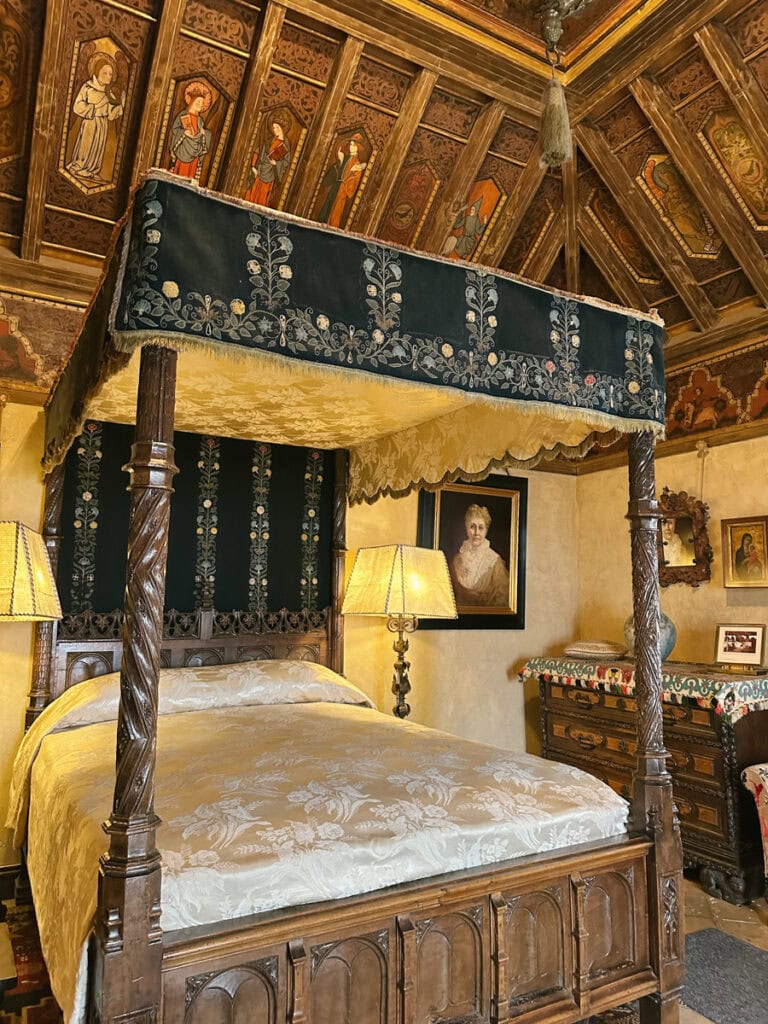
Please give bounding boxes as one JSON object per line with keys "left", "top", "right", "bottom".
{"left": 417, "top": 476, "right": 527, "bottom": 629}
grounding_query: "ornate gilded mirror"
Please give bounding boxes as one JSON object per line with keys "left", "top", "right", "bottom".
{"left": 657, "top": 487, "right": 713, "bottom": 588}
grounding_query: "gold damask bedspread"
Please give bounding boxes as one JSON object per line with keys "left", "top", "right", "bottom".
{"left": 7, "top": 661, "right": 628, "bottom": 1023}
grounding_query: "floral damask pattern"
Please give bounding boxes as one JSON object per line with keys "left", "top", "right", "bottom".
{"left": 300, "top": 450, "right": 324, "bottom": 609}
{"left": 71, "top": 422, "right": 102, "bottom": 613}
{"left": 248, "top": 442, "right": 272, "bottom": 612}
{"left": 11, "top": 663, "right": 627, "bottom": 1023}
{"left": 195, "top": 436, "right": 220, "bottom": 606}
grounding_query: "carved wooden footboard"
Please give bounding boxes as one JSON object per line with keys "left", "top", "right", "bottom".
{"left": 161, "top": 836, "right": 661, "bottom": 1024}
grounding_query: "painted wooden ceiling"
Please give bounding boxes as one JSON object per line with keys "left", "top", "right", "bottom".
{"left": 1, "top": 0, "right": 768, "bottom": 403}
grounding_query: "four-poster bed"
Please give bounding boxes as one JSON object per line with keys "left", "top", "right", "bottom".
{"left": 11, "top": 172, "right": 683, "bottom": 1024}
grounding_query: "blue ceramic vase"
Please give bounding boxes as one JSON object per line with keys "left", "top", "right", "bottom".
{"left": 624, "top": 611, "right": 677, "bottom": 662}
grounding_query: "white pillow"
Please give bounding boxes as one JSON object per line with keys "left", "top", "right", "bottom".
{"left": 562, "top": 640, "right": 627, "bottom": 658}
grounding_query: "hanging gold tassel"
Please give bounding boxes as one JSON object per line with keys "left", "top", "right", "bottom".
{"left": 540, "top": 74, "right": 572, "bottom": 169}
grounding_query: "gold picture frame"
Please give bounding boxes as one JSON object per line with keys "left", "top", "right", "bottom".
{"left": 721, "top": 516, "right": 768, "bottom": 588}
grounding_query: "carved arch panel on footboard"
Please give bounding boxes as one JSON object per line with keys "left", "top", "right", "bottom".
{"left": 161, "top": 842, "right": 658, "bottom": 1024}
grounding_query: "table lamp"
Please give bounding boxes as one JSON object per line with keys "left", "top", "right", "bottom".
{"left": 0, "top": 520, "right": 61, "bottom": 993}
{"left": 342, "top": 544, "right": 456, "bottom": 718}
{"left": 0, "top": 520, "right": 62, "bottom": 621}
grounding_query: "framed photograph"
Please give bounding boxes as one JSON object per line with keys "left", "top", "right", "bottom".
{"left": 721, "top": 516, "right": 768, "bottom": 588}
{"left": 417, "top": 475, "right": 527, "bottom": 629}
{"left": 714, "top": 623, "right": 766, "bottom": 668}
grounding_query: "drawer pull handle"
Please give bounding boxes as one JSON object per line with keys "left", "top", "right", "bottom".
{"left": 575, "top": 734, "right": 598, "bottom": 750}
{"left": 616, "top": 698, "right": 627, "bottom": 711}
{"left": 618, "top": 740, "right": 629, "bottom": 754}
{"left": 573, "top": 692, "right": 595, "bottom": 707}
{"left": 663, "top": 709, "right": 682, "bottom": 724}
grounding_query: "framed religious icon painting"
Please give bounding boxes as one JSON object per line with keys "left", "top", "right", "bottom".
{"left": 721, "top": 516, "right": 768, "bottom": 588}
{"left": 417, "top": 475, "right": 527, "bottom": 629}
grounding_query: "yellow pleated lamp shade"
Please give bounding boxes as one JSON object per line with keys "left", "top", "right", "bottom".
{"left": 0, "top": 521, "right": 62, "bottom": 621}
{"left": 342, "top": 544, "right": 457, "bottom": 619}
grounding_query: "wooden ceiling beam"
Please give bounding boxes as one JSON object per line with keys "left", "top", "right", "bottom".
{"left": 288, "top": 36, "right": 366, "bottom": 219}
{"left": 130, "top": 0, "right": 188, "bottom": 185}
{"left": 572, "top": 0, "right": 732, "bottom": 120}
{"left": 574, "top": 122, "right": 719, "bottom": 331}
{"left": 419, "top": 100, "right": 506, "bottom": 253}
{"left": 220, "top": 1, "right": 287, "bottom": 196}
{"left": 285, "top": 0, "right": 541, "bottom": 124}
{"left": 357, "top": 69, "right": 437, "bottom": 237}
{"left": 577, "top": 210, "right": 649, "bottom": 313}
{"left": 665, "top": 306, "right": 768, "bottom": 367}
{"left": 481, "top": 145, "right": 545, "bottom": 267}
{"left": 630, "top": 75, "right": 768, "bottom": 307}
{"left": 522, "top": 215, "right": 564, "bottom": 282}
{"left": 0, "top": 253, "right": 96, "bottom": 308}
{"left": 562, "top": 149, "right": 579, "bottom": 294}
{"left": 695, "top": 21, "right": 768, "bottom": 165}
{"left": 20, "top": 0, "right": 69, "bottom": 261}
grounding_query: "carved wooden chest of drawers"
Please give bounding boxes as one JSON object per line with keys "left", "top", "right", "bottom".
{"left": 530, "top": 662, "right": 768, "bottom": 904}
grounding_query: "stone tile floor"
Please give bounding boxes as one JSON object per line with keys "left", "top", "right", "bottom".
{"left": 679, "top": 877, "right": 768, "bottom": 1024}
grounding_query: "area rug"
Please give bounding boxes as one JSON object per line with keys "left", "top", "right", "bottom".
{"left": 686, "top": 928, "right": 768, "bottom": 1023}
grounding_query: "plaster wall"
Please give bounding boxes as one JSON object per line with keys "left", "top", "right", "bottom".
{"left": 344, "top": 471, "right": 580, "bottom": 753}
{"left": 0, "top": 404, "right": 45, "bottom": 867}
{"left": 576, "top": 434, "right": 768, "bottom": 660}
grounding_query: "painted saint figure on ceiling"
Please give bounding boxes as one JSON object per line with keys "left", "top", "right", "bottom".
{"left": 443, "top": 198, "right": 486, "bottom": 260}
{"left": 170, "top": 81, "right": 212, "bottom": 180}
{"left": 245, "top": 116, "right": 291, "bottom": 207}
{"left": 317, "top": 133, "right": 368, "bottom": 228}
{"left": 66, "top": 52, "right": 125, "bottom": 183}
{"left": 641, "top": 154, "right": 720, "bottom": 258}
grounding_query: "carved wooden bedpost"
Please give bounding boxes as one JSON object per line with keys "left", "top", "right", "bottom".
{"left": 92, "top": 345, "right": 178, "bottom": 1024}
{"left": 329, "top": 449, "right": 348, "bottom": 676}
{"left": 26, "top": 461, "right": 66, "bottom": 728}
{"left": 627, "top": 432, "right": 684, "bottom": 1024}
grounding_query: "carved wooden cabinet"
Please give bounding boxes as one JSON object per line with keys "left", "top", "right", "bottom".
{"left": 536, "top": 667, "right": 768, "bottom": 904}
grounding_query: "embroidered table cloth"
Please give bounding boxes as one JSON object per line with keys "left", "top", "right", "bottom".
{"left": 521, "top": 657, "right": 768, "bottom": 725}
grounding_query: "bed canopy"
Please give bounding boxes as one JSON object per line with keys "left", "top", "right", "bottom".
{"left": 34, "top": 171, "right": 683, "bottom": 1024}
{"left": 45, "top": 171, "right": 665, "bottom": 501}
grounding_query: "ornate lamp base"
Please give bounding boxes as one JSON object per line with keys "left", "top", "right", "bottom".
{"left": 387, "top": 614, "right": 417, "bottom": 718}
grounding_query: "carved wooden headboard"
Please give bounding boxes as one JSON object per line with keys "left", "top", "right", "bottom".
{"left": 26, "top": 451, "right": 347, "bottom": 726}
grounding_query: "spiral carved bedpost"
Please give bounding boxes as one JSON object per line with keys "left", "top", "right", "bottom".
{"left": 330, "top": 449, "right": 348, "bottom": 676}
{"left": 627, "top": 432, "right": 684, "bottom": 1024}
{"left": 26, "top": 461, "right": 66, "bottom": 729}
{"left": 92, "top": 345, "right": 178, "bottom": 1024}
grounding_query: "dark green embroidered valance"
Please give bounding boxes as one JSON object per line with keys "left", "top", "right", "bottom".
{"left": 45, "top": 171, "right": 666, "bottom": 502}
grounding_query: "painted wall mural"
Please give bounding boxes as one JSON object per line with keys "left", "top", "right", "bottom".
{"left": 380, "top": 159, "right": 441, "bottom": 247}
{"left": 638, "top": 153, "right": 722, "bottom": 258}
{"left": 159, "top": 75, "right": 231, "bottom": 186}
{"left": 701, "top": 110, "right": 768, "bottom": 229}
{"left": 244, "top": 104, "right": 306, "bottom": 209}
{"left": 60, "top": 37, "right": 132, "bottom": 194}
{"left": 587, "top": 187, "right": 664, "bottom": 285}
{"left": 311, "top": 126, "right": 375, "bottom": 229}
{"left": 0, "top": 296, "right": 59, "bottom": 391}
{"left": 441, "top": 178, "right": 503, "bottom": 261}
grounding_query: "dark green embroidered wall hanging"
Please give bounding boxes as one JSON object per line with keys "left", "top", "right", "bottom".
{"left": 57, "top": 421, "right": 333, "bottom": 614}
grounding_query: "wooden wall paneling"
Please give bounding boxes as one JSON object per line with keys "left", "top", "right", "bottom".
{"left": 695, "top": 21, "right": 768, "bottom": 169}
{"left": 220, "top": 1, "right": 288, "bottom": 196}
{"left": 629, "top": 75, "right": 768, "bottom": 306}
{"left": 356, "top": 69, "right": 437, "bottom": 236}
{"left": 419, "top": 99, "right": 505, "bottom": 253}
{"left": 130, "top": 0, "right": 188, "bottom": 185}
{"left": 563, "top": 148, "right": 579, "bottom": 293}
{"left": 577, "top": 210, "right": 650, "bottom": 312}
{"left": 480, "top": 144, "right": 545, "bottom": 266}
{"left": 575, "top": 122, "right": 720, "bottom": 330}
{"left": 523, "top": 214, "right": 566, "bottom": 283}
{"left": 288, "top": 36, "right": 365, "bottom": 218}
{"left": 20, "top": 0, "right": 69, "bottom": 260}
